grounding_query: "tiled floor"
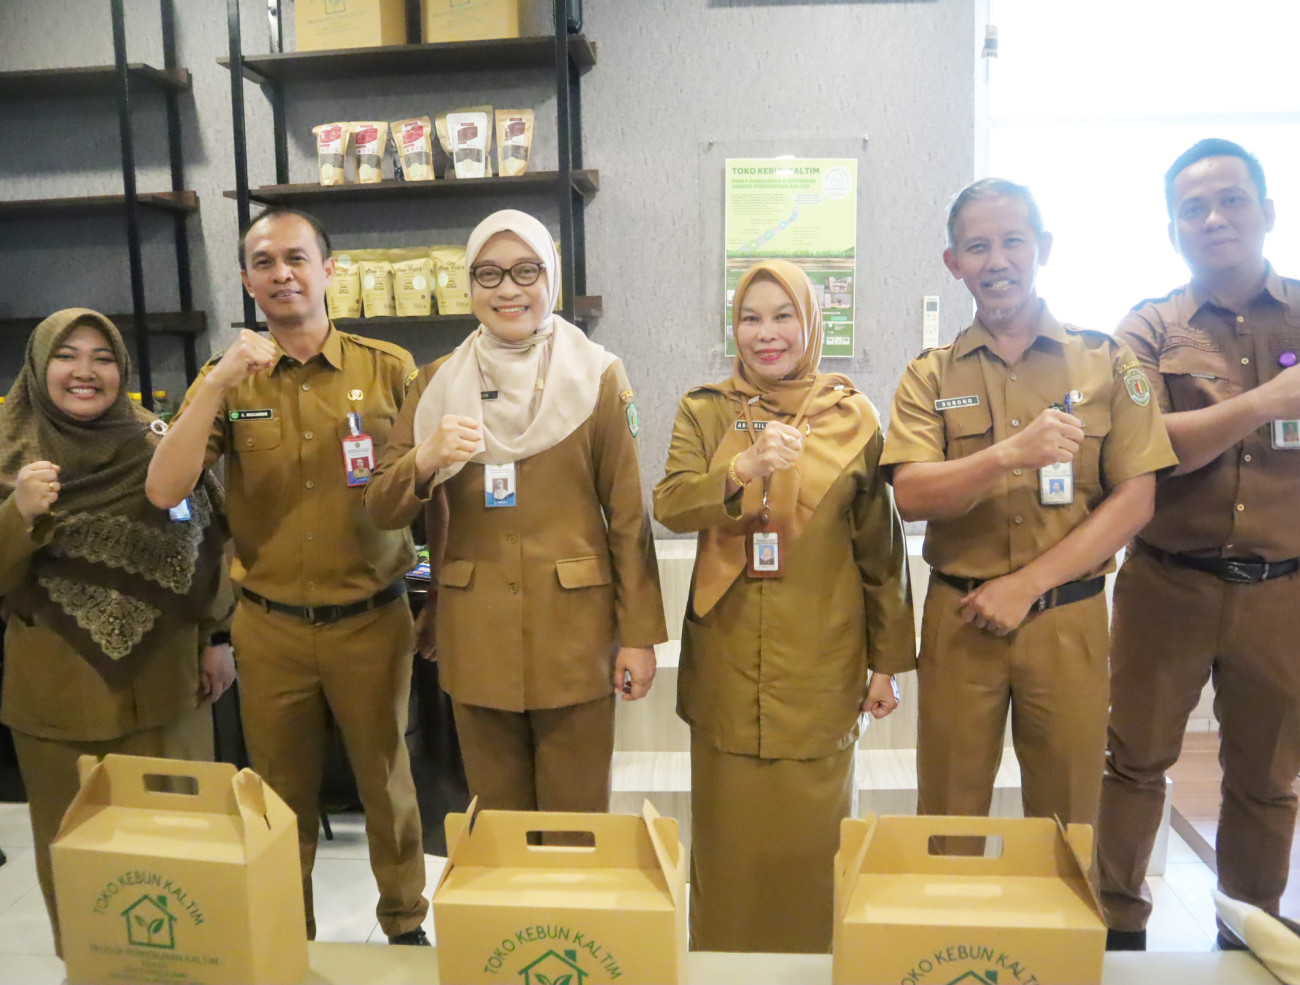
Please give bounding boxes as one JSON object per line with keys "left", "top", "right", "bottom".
{"left": 0, "top": 795, "right": 1221, "bottom": 983}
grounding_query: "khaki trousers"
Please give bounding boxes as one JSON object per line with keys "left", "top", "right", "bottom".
{"left": 688, "top": 733, "right": 855, "bottom": 954}
{"left": 916, "top": 578, "right": 1110, "bottom": 825}
{"left": 13, "top": 703, "right": 212, "bottom": 956}
{"left": 1098, "top": 549, "right": 1300, "bottom": 931}
{"left": 451, "top": 695, "right": 615, "bottom": 813}
{"left": 232, "top": 596, "right": 427, "bottom": 939}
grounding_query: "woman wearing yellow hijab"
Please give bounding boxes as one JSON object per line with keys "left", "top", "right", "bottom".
{"left": 654, "top": 260, "right": 915, "bottom": 953}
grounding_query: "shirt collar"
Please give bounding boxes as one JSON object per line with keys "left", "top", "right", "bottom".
{"left": 1182, "top": 263, "right": 1285, "bottom": 324}
{"left": 271, "top": 322, "right": 343, "bottom": 373}
{"left": 953, "top": 300, "right": 1064, "bottom": 359}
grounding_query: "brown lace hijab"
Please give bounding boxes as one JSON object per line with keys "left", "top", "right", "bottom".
{"left": 0, "top": 309, "right": 226, "bottom": 684}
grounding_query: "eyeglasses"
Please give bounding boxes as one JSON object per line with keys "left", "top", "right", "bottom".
{"left": 469, "top": 260, "right": 546, "bottom": 289}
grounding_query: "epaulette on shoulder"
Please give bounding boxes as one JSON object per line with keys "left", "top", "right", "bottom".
{"left": 686, "top": 383, "right": 725, "bottom": 397}
{"left": 349, "top": 334, "right": 413, "bottom": 362}
{"left": 1130, "top": 288, "right": 1179, "bottom": 313}
{"left": 1061, "top": 323, "right": 1119, "bottom": 347}
{"left": 914, "top": 340, "right": 956, "bottom": 360}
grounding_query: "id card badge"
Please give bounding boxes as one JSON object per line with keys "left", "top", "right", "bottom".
{"left": 342, "top": 412, "right": 374, "bottom": 486}
{"left": 168, "top": 498, "right": 191, "bottom": 522}
{"left": 343, "top": 434, "right": 375, "bottom": 486}
{"left": 485, "top": 462, "right": 516, "bottom": 507}
{"left": 1039, "top": 461, "right": 1074, "bottom": 506}
{"left": 750, "top": 530, "right": 781, "bottom": 576}
{"left": 1272, "top": 419, "right": 1300, "bottom": 449}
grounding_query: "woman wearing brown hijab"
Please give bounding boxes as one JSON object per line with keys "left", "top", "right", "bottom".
{"left": 0, "top": 309, "right": 232, "bottom": 953}
{"left": 654, "top": 261, "right": 915, "bottom": 953}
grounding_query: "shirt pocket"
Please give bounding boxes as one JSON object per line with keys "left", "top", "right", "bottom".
{"left": 1158, "top": 343, "right": 1238, "bottom": 410}
{"left": 232, "top": 418, "right": 282, "bottom": 452}
{"left": 1074, "top": 401, "right": 1111, "bottom": 489}
{"left": 555, "top": 556, "right": 612, "bottom": 589}
{"left": 942, "top": 401, "right": 995, "bottom": 460}
{"left": 439, "top": 559, "right": 475, "bottom": 590}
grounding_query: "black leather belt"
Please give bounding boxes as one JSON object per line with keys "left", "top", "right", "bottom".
{"left": 1135, "top": 539, "right": 1300, "bottom": 585}
{"left": 931, "top": 570, "right": 1106, "bottom": 613}
{"left": 240, "top": 580, "right": 407, "bottom": 625}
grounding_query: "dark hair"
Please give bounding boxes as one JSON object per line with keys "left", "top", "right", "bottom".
{"left": 237, "top": 207, "right": 332, "bottom": 269}
{"left": 946, "top": 178, "right": 1045, "bottom": 248}
{"left": 1164, "top": 139, "right": 1267, "bottom": 217}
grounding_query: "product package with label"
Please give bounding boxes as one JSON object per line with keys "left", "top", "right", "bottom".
{"left": 327, "top": 258, "right": 363, "bottom": 319}
{"left": 312, "top": 122, "right": 350, "bottom": 185}
{"left": 393, "top": 257, "right": 435, "bottom": 317}
{"left": 833, "top": 814, "right": 1106, "bottom": 985}
{"left": 436, "top": 106, "right": 495, "bottom": 179}
{"left": 431, "top": 245, "right": 472, "bottom": 315}
{"left": 495, "top": 109, "right": 534, "bottom": 176}
{"left": 352, "top": 121, "right": 389, "bottom": 183}
{"left": 296, "top": 0, "right": 406, "bottom": 50}
{"left": 393, "top": 116, "right": 435, "bottom": 181}
{"left": 52, "top": 754, "right": 307, "bottom": 985}
{"left": 433, "top": 799, "right": 686, "bottom": 984}
{"left": 447, "top": 111, "right": 491, "bottom": 179}
{"left": 357, "top": 260, "right": 396, "bottom": 318}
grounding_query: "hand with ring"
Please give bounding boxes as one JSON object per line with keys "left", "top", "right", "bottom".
{"left": 14, "top": 460, "right": 61, "bottom": 525}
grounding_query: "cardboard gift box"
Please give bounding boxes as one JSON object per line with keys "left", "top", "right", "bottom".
{"left": 833, "top": 814, "right": 1106, "bottom": 985}
{"left": 296, "top": 0, "right": 407, "bottom": 52}
{"left": 421, "top": 0, "right": 529, "bottom": 44}
{"left": 434, "top": 800, "right": 686, "bottom": 984}
{"left": 52, "top": 754, "right": 307, "bottom": 985}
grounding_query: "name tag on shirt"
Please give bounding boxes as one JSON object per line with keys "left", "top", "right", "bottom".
{"left": 485, "top": 462, "right": 516, "bottom": 507}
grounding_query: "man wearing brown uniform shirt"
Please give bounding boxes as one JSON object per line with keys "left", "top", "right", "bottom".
{"left": 146, "top": 208, "right": 429, "bottom": 945}
{"left": 1099, "top": 139, "right": 1300, "bottom": 951}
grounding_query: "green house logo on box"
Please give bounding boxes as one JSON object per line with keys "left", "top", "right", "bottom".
{"left": 122, "top": 894, "right": 178, "bottom": 950}
{"left": 900, "top": 946, "right": 1038, "bottom": 984}
{"left": 519, "top": 948, "right": 588, "bottom": 985}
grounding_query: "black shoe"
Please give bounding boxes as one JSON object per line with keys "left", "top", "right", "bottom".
{"left": 388, "top": 927, "right": 431, "bottom": 946}
{"left": 1106, "top": 928, "right": 1147, "bottom": 951}
{"left": 1216, "top": 929, "right": 1249, "bottom": 951}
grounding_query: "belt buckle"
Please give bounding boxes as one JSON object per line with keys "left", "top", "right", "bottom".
{"left": 1220, "top": 560, "right": 1260, "bottom": 584}
{"left": 304, "top": 605, "right": 341, "bottom": 625}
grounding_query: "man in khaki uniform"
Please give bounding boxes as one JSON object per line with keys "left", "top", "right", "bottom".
{"left": 1098, "top": 139, "right": 1300, "bottom": 951}
{"left": 146, "top": 208, "right": 429, "bottom": 944}
{"left": 881, "top": 179, "right": 1176, "bottom": 832}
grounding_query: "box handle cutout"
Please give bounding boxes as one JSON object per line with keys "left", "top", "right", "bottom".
{"left": 525, "top": 830, "right": 597, "bottom": 849}
{"left": 143, "top": 772, "right": 200, "bottom": 796}
{"left": 927, "top": 834, "right": 1004, "bottom": 858}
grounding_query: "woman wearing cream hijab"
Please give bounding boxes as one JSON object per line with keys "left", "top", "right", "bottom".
{"left": 654, "top": 260, "right": 915, "bottom": 953}
{"left": 367, "top": 210, "right": 666, "bottom": 815}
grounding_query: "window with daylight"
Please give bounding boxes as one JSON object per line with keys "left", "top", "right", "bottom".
{"left": 983, "top": 0, "right": 1300, "bottom": 331}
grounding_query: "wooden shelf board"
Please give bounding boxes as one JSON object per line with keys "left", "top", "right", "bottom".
{"left": 0, "top": 63, "right": 190, "bottom": 98}
{"left": 0, "top": 311, "right": 206, "bottom": 337}
{"left": 0, "top": 191, "right": 199, "bottom": 219}
{"left": 225, "top": 171, "right": 597, "bottom": 206}
{"left": 219, "top": 36, "right": 596, "bottom": 84}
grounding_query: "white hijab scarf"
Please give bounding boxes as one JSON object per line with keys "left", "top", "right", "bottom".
{"left": 412, "top": 209, "right": 614, "bottom": 486}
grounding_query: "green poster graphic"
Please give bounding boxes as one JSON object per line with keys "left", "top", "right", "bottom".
{"left": 724, "top": 158, "right": 857, "bottom": 358}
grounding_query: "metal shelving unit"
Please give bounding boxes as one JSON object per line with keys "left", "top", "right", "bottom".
{"left": 0, "top": 0, "right": 203, "bottom": 400}
{"left": 220, "top": 0, "right": 597, "bottom": 331}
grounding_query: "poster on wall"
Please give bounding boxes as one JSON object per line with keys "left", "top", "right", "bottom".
{"left": 724, "top": 158, "right": 857, "bottom": 358}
